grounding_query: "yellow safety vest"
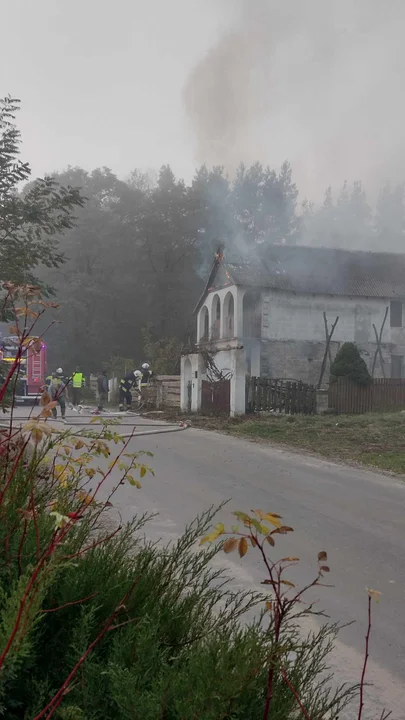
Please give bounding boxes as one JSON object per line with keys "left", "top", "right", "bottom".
{"left": 72, "top": 372, "right": 84, "bottom": 388}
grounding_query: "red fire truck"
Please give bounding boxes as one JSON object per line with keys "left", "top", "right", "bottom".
{"left": 0, "top": 336, "right": 48, "bottom": 403}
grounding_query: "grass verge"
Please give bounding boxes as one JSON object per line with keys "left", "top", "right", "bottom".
{"left": 230, "top": 412, "right": 405, "bottom": 474}
{"left": 164, "top": 409, "right": 405, "bottom": 475}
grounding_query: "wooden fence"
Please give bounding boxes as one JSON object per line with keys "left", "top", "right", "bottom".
{"left": 246, "top": 377, "right": 316, "bottom": 415}
{"left": 144, "top": 376, "right": 180, "bottom": 409}
{"left": 328, "top": 377, "right": 405, "bottom": 414}
{"left": 107, "top": 375, "right": 180, "bottom": 409}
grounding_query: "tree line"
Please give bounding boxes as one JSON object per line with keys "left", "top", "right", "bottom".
{"left": 1, "top": 96, "right": 405, "bottom": 374}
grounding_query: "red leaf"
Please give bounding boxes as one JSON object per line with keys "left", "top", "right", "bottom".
{"left": 67, "top": 512, "right": 83, "bottom": 520}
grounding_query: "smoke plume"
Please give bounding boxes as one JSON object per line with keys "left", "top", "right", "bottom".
{"left": 184, "top": 0, "right": 405, "bottom": 200}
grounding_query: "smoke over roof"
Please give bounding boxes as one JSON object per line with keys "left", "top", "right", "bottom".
{"left": 184, "top": 0, "right": 405, "bottom": 199}
{"left": 215, "top": 244, "right": 405, "bottom": 298}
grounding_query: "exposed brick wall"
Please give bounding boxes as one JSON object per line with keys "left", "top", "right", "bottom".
{"left": 260, "top": 339, "right": 391, "bottom": 385}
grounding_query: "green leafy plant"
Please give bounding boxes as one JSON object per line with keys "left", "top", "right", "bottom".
{"left": 330, "top": 342, "right": 372, "bottom": 386}
{"left": 201, "top": 509, "right": 386, "bottom": 720}
{"left": 0, "top": 96, "right": 84, "bottom": 287}
{"left": 0, "top": 286, "right": 389, "bottom": 719}
{"left": 141, "top": 323, "right": 183, "bottom": 374}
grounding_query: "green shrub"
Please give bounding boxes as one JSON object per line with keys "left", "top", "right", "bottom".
{"left": 141, "top": 323, "right": 183, "bottom": 375}
{"left": 0, "top": 495, "right": 353, "bottom": 720}
{"left": 0, "top": 286, "right": 374, "bottom": 718}
{"left": 330, "top": 342, "right": 372, "bottom": 386}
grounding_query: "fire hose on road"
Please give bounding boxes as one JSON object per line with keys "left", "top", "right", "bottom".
{"left": 0, "top": 412, "right": 191, "bottom": 439}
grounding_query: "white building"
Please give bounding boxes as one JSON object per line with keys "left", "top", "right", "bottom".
{"left": 181, "top": 245, "right": 405, "bottom": 415}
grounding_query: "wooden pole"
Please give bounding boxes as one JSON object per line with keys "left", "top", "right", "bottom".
{"left": 371, "top": 306, "right": 388, "bottom": 378}
{"left": 317, "top": 314, "right": 339, "bottom": 389}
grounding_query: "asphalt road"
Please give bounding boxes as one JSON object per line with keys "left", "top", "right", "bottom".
{"left": 11, "top": 408, "right": 405, "bottom": 717}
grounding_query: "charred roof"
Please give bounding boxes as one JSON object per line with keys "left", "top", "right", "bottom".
{"left": 195, "top": 244, "right": 405, "bottom": 313}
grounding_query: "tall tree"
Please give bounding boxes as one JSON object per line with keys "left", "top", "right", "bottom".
{"left": 137, "top": 165, "right": 200, "bottom": 339}
{"left": 301, "top": 182, "right": 372, "bottom": 249}
{"left": 0, "top": 96, "right": 84, "bottom": 285}
{"left": 374, "top": 183, "right": 405, "bottom": 251}
{"left": 39, "top": 167, "right": 144, "bottom": 371}
{"left": 232, "top": 161, "right": 300, "bottom": 246}
{"left": 188, "top": 165, "right": 233, "bottom": 273}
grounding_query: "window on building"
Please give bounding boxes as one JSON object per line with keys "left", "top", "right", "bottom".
{"left": 391, "top": 355, "right": 404, "bottom": 378}
{"left": 390, "top": 300, "right": 402, "bottom": 328}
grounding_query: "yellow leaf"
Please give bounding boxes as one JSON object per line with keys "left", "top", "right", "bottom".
{"left": 238, "top": 537, "right": 248, "bottom": 558}
{"left": 281, "top": 557, "right": 300, "bottom": 563}
{"left": 23, "top": 420, "right": 36, "bottom": 432}
{"left": 272, "top": 526, "right": 294, "bottom": 535}
{"left": 85, "top": 468, "right": 96, "bottom": 478}
{"left": 140, "top": 466, "right": 146, "bottom": 478}
{"left": 127, "top": 475, "right": 142, "bottom": 489}
{"left": 367, "top": 588, "right": 382, "bottom": 602}
{"left": 223, "top": 537, "right": 238, "bottom": 554}
{"left": 40, "top": 409, "right": 53, "bottom": 419}
{"left": 63, "top": 446, "right": 71, "bottom": 455}
{"left": 200, "top": 523, "right": 225, "bottom": 545}
{"left": 250, "top": 518, "right": 270, "bottom": 535}
{"left": 40, "top": 392, "right": 52, "bottom": 406}
{"left": 280, "top": 580, "right": 295, "bottom": 588}
{"left": 37, "top": 421, "right": 51, "bottom": 436}
{"left": 77, "top": 490, "right": 94, "bottom": 506}
{"left": 58, "top": 473, "right": 69, "bottom": 488}
{"left": 32, "top": 337, "right": 42, "bottom": 353}
{"left": 261, "top": 513, "right": 282, "bottom": 528}
{"left": 30, "top": 427, "right": 43, "bottom": 445}
{"left": 49, "top": 511, "right": 69, "bottom": 529}
{"left": 75, "top": 440, "right": 85, "bottom": 450}
{"left": 233, "top": 511, "right": 250, "bottom": 522}
{"left": 265, "top": 601, "right": 272, "bottom": 611}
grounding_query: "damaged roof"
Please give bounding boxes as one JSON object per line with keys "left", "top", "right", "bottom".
{"left": 196, "top": 245, "right": 405, "bottom": 311}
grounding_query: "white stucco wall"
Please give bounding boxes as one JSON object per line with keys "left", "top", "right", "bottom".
{"left": 197, "top": 285, "right": 243, "bottom": 341}
{"left": 181, "top": 347, "right": 246, "bottom": 416}
{"left": 261, "top": 290, "right": 405, "bottom": 346}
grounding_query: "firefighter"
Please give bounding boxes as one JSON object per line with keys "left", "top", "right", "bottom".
{"left": 139, "top": 362, "right": 152, "bottom": 407}
{"left": 49, "top": 368, "right": 67, "bottom": 419}
{"left": 119, "top": 370, "right": 140, "bottom": 412}
{"left": 71, "top": 367, "right": 85, "bottom": 406}
{"left": 95, "top": 369, "right": 109, "bottom": 413}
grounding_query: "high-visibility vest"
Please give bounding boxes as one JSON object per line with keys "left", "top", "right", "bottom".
{"left": 72, "top": 372, "right": 84, "bottom": 388}
{"left": 140, "top": 370, "right": 152, "bottom": 387}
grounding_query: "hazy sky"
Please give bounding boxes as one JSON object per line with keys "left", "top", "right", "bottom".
{"left": 0, "top": 0, "right": 230, "bottom": 182}
{"left": 2, "top": 0, "right": 405, "bottom": 201}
